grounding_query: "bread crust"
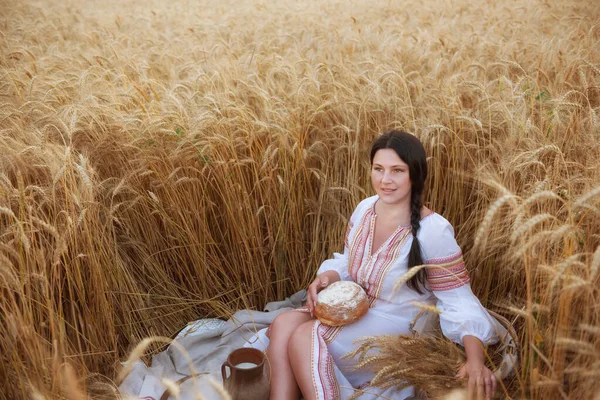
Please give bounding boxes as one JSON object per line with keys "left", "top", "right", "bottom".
{"left": 314, "top": 281, "right": 369, "bottom": 326}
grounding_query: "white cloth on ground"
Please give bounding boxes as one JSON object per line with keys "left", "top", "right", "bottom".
{"left": 118, "top": 290, "right": 306, "bottom": 400}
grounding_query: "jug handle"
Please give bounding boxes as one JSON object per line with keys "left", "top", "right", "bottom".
{"left": 221, "top": 360, "right": 232, "bottom": 382}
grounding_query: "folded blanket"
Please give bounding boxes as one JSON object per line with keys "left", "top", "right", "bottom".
{"left": 118, "top": 290, "right": 307, "bottom": 400}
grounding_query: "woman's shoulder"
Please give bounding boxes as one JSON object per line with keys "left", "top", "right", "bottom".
{"left": 357, "top": 195, "right": 378, "bottom": 208}
{"left": 350, "top": 195, "right": 378, "bottom": 217}
{"left": 417, "top": 211, "right": 461, "bottom": 260}
{"left": 419, "top": 210, "right": 453, "bottom": 231}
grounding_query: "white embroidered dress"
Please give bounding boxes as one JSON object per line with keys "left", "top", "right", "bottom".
{"left": 307, "top": 195, "right": 499, "bottom": 399}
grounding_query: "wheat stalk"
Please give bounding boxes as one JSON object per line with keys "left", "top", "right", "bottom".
{"left": 510, "top": 213, "right": 556, "bottom": 243}
{"left": 574, "top": 187, "right": 600, "bottom": 209}
{"left": 473, "top": 194, "right": 518, "bottom": 250}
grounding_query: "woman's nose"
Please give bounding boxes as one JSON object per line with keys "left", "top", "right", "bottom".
{"left": 382, "top": 171, "right": 393, "bottom": 182}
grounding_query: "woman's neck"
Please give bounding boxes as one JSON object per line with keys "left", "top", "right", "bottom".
{"left": 374, "top": 198, "right": 412, "bottom": 225}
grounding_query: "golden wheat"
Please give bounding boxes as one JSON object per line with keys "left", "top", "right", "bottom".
{"left": 1, "top": 0, "right": 599, "bottom": 398}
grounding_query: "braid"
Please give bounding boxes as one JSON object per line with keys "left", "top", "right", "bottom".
{"left": 406, "top": 191, "right": 426, "bottom": 294}
{"left": 410, "top": 192, "right": 422, "bottom": 238}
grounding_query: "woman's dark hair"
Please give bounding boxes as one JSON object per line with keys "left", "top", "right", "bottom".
{"left": 370, "top": 130, "right": 428, "bottom": 294}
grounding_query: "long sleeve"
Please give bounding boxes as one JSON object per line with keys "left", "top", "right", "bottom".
{"left": 419, "top": 216, "right": 499, "bottom": 345}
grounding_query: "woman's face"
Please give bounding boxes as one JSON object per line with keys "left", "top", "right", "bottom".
{"left": 371, "top": 149, "right": 412, "bottom": 207}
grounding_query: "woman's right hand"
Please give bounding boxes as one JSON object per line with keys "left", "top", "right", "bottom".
{"left": 307, "top": 271, "right": 340, "bottom": 317}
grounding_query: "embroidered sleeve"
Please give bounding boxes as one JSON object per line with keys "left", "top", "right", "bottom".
{"left": 425, "top": 250, "right": 470, "bottom": 291}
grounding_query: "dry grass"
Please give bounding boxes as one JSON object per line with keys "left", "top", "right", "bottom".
{"left": 1, "top": 0, "right": 599, "bottom": 398}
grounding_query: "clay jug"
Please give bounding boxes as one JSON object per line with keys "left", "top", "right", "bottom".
{"left": 221, "top": 347, "right": 270, "bottom": 400}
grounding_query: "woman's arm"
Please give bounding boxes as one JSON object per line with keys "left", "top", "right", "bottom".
{"left": 457, "top": 335, "right": 497, "bottom": 400}
{"left": 417, "top": 217, "right": 499, "bottom": 398}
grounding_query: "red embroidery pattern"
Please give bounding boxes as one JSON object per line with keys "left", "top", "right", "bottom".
{"left": 348, "top": 207, "right": 373, "bottom": 280}
{"left": 312, "top": 323, "right": 341, "bottom": 400}
{"left": 425, "top": 251, "right": 470, "bottom": 291}
{"left": 344, "top": 219, "right": 354, "bottom": 249}
{"left": 322, "top": 324, "right": 343, "bottom": 344}
{"left": 347, "top": 200, "right": 412, "bottom": 307}
{"left": 367, "top": 229, "right": 411, "bottom": 302}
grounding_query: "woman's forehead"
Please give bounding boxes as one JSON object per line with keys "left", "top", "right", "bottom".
{"left": 372, "top": 149, "right": 408, "bottom": 166}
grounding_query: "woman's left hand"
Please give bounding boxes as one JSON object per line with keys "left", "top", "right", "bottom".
{"left": 456, "top": 360, "right": 497, "bottom": 400}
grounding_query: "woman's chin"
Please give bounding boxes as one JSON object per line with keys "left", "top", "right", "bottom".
{"left": 377, "top": 192, "right": 409, "bottom": 206}
{"left": 379, "top": 190, "right": 398, "bottom": 197}
{"left": 378, "top": 194, "right": 399, "bottom": 203}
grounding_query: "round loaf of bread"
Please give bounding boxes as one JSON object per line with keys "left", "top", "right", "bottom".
{"left": 314, "top": 281, "right": 369, "bottom": 326}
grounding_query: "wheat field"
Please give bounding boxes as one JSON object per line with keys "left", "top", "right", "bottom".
{"left": 0, "top": 0, "right": 599, "bottom": 398}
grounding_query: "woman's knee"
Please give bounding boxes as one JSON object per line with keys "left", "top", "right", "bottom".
{"left": 268, "top": 310, "right": 311, "bottom": 341}
{"left": 288, "top": 320, "right": 316, "bottom": 355}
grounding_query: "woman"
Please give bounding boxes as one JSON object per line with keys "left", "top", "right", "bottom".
{"left": 265, "top": 130, "right": 499, "bottom": 400}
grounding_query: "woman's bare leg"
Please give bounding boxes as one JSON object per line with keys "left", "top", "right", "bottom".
{"left": 288, "top": 320, "right": 318, "bottom": 400}
{"left": 267, "top": 310, "right": 313, "bottom": 400}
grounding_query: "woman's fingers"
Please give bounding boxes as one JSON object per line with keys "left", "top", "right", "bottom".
{"left": 462, "top": 365, "right": 497, "bottom": 400}
{"left": 307, "top": 279, "right": 320, "bottom": 316}
{"left": 468, "top": 374, "right": 489, "bottom": 400}
{"left": 488, "top": 373, "right": 497, "bottom": 399}
{"left": 477, "top": 376, "right": 485, "bottom": 400}
{"left": 484, "top": 377, "right": 493, "bottom": 399}
{"left": 307, "top": 274, "right": 332, "bottom": 317}
{"left": 307, "top": 293, "right": 315, "bottom": 316}
{"left": 467, "top": 375, "right": 476, "bottom": 400}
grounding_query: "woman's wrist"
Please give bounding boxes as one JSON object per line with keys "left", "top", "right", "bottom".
{"left": 462, "top": 335, "right": 486, "bottom": 365}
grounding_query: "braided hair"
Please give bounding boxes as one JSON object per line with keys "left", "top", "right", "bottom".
{"left": 370, "top": 130, "right": 428, "bottom": 294}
